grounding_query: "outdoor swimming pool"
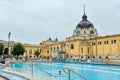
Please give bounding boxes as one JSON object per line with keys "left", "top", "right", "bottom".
{"left": 10, "top": 62, "right": 120, "bottom": 80}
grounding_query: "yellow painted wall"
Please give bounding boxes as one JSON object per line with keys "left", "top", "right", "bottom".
{"left": 40, "top": 46, "right": 50, "bottom": 58}
{"left": 90, "top": 35, "right": 120, "bottom": 56}
{"left": 66, "top": 34, "right": 120, "bottom": 57}
{"left": 23, "top": 34, "right": 120, "bottom": 58}
{"left": 24, "top": 45, "right": 41, "bottom": 57}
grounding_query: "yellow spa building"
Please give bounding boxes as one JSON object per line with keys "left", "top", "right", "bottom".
{"left": 24, "top": 12, "right": 120, "bottom": 62}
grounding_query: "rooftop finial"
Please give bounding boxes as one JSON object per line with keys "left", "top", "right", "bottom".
{"left": 82, "top": 4, "right": 87, "bottom": 21}
{"left": 84, "top": 4, "right": 86, "bottom": 15}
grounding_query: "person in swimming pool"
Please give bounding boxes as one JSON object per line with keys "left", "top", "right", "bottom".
{"left": 59, "top": 70, "right": 61, "bottom": 75}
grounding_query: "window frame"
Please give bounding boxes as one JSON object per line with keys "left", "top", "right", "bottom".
{"left": 70, "top": 44, "right": 74, "bottom": 49}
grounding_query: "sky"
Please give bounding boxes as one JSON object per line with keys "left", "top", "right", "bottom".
{"left": 0, "top": 0, "right": 120, "bottom": 44}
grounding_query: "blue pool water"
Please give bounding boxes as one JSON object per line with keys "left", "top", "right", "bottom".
{"left": 10, "top": 62, "right": 120, "bottom": 80}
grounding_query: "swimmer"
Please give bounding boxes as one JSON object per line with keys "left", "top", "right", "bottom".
{"left": 59, "top": 70, "right": 61, "bottom": 75}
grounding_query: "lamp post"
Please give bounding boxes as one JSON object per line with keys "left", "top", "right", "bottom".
{"left": 8, "top": 32, "right": 11, "bottom": 54}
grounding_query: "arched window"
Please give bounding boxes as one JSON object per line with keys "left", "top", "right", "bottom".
{"left": 76, "top": 30, "right": 80, "bottom": 36}
{"left": 70, "top": 44, "right": 74, "bottom": 49}
{"left": 84, "top": 31, "right": 86, "bottom": 34}
{"left": 57, "top": 47, "right": 59, "bottom": 51}
{"left": 81, "top": 56, "right": 83, "bottom": 58}
{"left": 90, "top": 30, "right": 94, "bottom": 34}
{"left": 79, "top": 25, "right": 81, "bottom": 27}
{"left": 50, "top": 47, "right": 52, "bottom": 53}
{"left": 88, "top": 56, "right": 90, "bottom": 59}
{"left": 106, "top": 56, "right": 108, "bottom": 59}
{"left": 47, "top": 50, "right": 49, "bottom": 53}
{"left": 40, "top": 49, "right": 41, "bottom": 53}
{"left": 93, "top": 56, "right": 95, "bottom": 58}
{"left": 54, "top": 47, "right": 56, "bottom": 53}
{"left": 29, "top": 49, "right": 32, "bottom": 55}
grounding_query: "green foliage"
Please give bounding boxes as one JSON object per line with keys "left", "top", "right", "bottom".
{"left": 39, "top": 42, "right": 42, "bottom": 45}
{"left": 12, "top": 43, "right": 25, "bottom": 56}
{"left": 24, "top": 56, "right": 28, "bottom": 61}
{"left": 0, "top": 43, "right": 4, "bottom": 55}
{"left": 34, "top": 50, "right": 40, "bottom": 57}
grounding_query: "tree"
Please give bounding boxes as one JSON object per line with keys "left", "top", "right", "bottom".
{"left": 0, "top": 43, "right": 4, "bottom": 55}
{"left": 34, "top": 50, "right": 40, "bottom": 57}
{"left": 12, "top": 43, "right": 25, "bottom": 57}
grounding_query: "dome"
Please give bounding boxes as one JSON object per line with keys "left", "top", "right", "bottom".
{"left": 55, "top": 38, "right": 58, "bottom": 42}
{"left": 76, "top": 13, "right": 94, "bottom": 29}
{"left": 72, "top": 6, "right": 98, "bottom": 38}
{"left": 48, "top": 37, "right": 51, "bottom": 41}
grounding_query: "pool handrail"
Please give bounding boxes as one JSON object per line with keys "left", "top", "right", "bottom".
{"left": 32, "top": 63, "right": 53, "bottom": 76}
{"left": 11, "top": 62, "right": 61, "bottom": 80}
{"left": 63, "top": 66, "right": 87, "bottom": 80}
{"left": 11, "top": 62, "right": 59, "bottom": 80}
{"left": 29, "top": 63, "right": 62, "bottom": 80}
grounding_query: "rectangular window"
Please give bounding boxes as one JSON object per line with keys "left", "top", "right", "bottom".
{"left": 92, "top": 42, "right": 96, "bottom": 46}
{"left": 40, "top": 49, "right": 41, "bottom": 53}
{"left": 47, "top": 50, "right": 49, "bottom": 53}
{"left": 81, "top": 48, "right": 83, "bottom": 53}
{"left": 29, "top": 49, "right": 32, "bottom": 54}
{"left": 98, "top": 41, "right": 102, "bottom": 45}
{"left": 50, "top": 47, "right": 52, "bottom": 53}
{"left": 88, "top": 48, "right": 89, "bottom": 53}
{"left": 111, "top": 40, "right": 116, "bottom": 44}
{"left": 104, "top": 41, "right": 109, "bottom": 45}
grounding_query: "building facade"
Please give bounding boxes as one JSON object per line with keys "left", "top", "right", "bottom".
{"left": 24, "top": 11, "right": 120, "bottom": 62}
{"left": 0, "top": 40, "right": 14, "bottom": 54}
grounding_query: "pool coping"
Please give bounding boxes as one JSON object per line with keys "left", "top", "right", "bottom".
{"left": 52, "top": 61, "right": 120, "bottom": 66}
{"left": 77, "top": 61, "right": 120, "bottom": 66}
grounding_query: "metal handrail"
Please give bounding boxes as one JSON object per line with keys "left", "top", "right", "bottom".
{"left": 63, "top": 66, "right": 87, "bottom": 80}
{"left": 28, "top": 63, "right": 53, "bottom": 76}
{"left": 34, "top": 64, "right": 53, "bottom": 76}
{"left": 11, "top": 62, "right": 55, "bottom": 80}
{"left": 11, "top": 62, "right": 54, "bottom": 76}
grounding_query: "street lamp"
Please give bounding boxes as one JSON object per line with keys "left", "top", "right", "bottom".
{"left": 8, "top": 32, "right": 11, "bottom": 54}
